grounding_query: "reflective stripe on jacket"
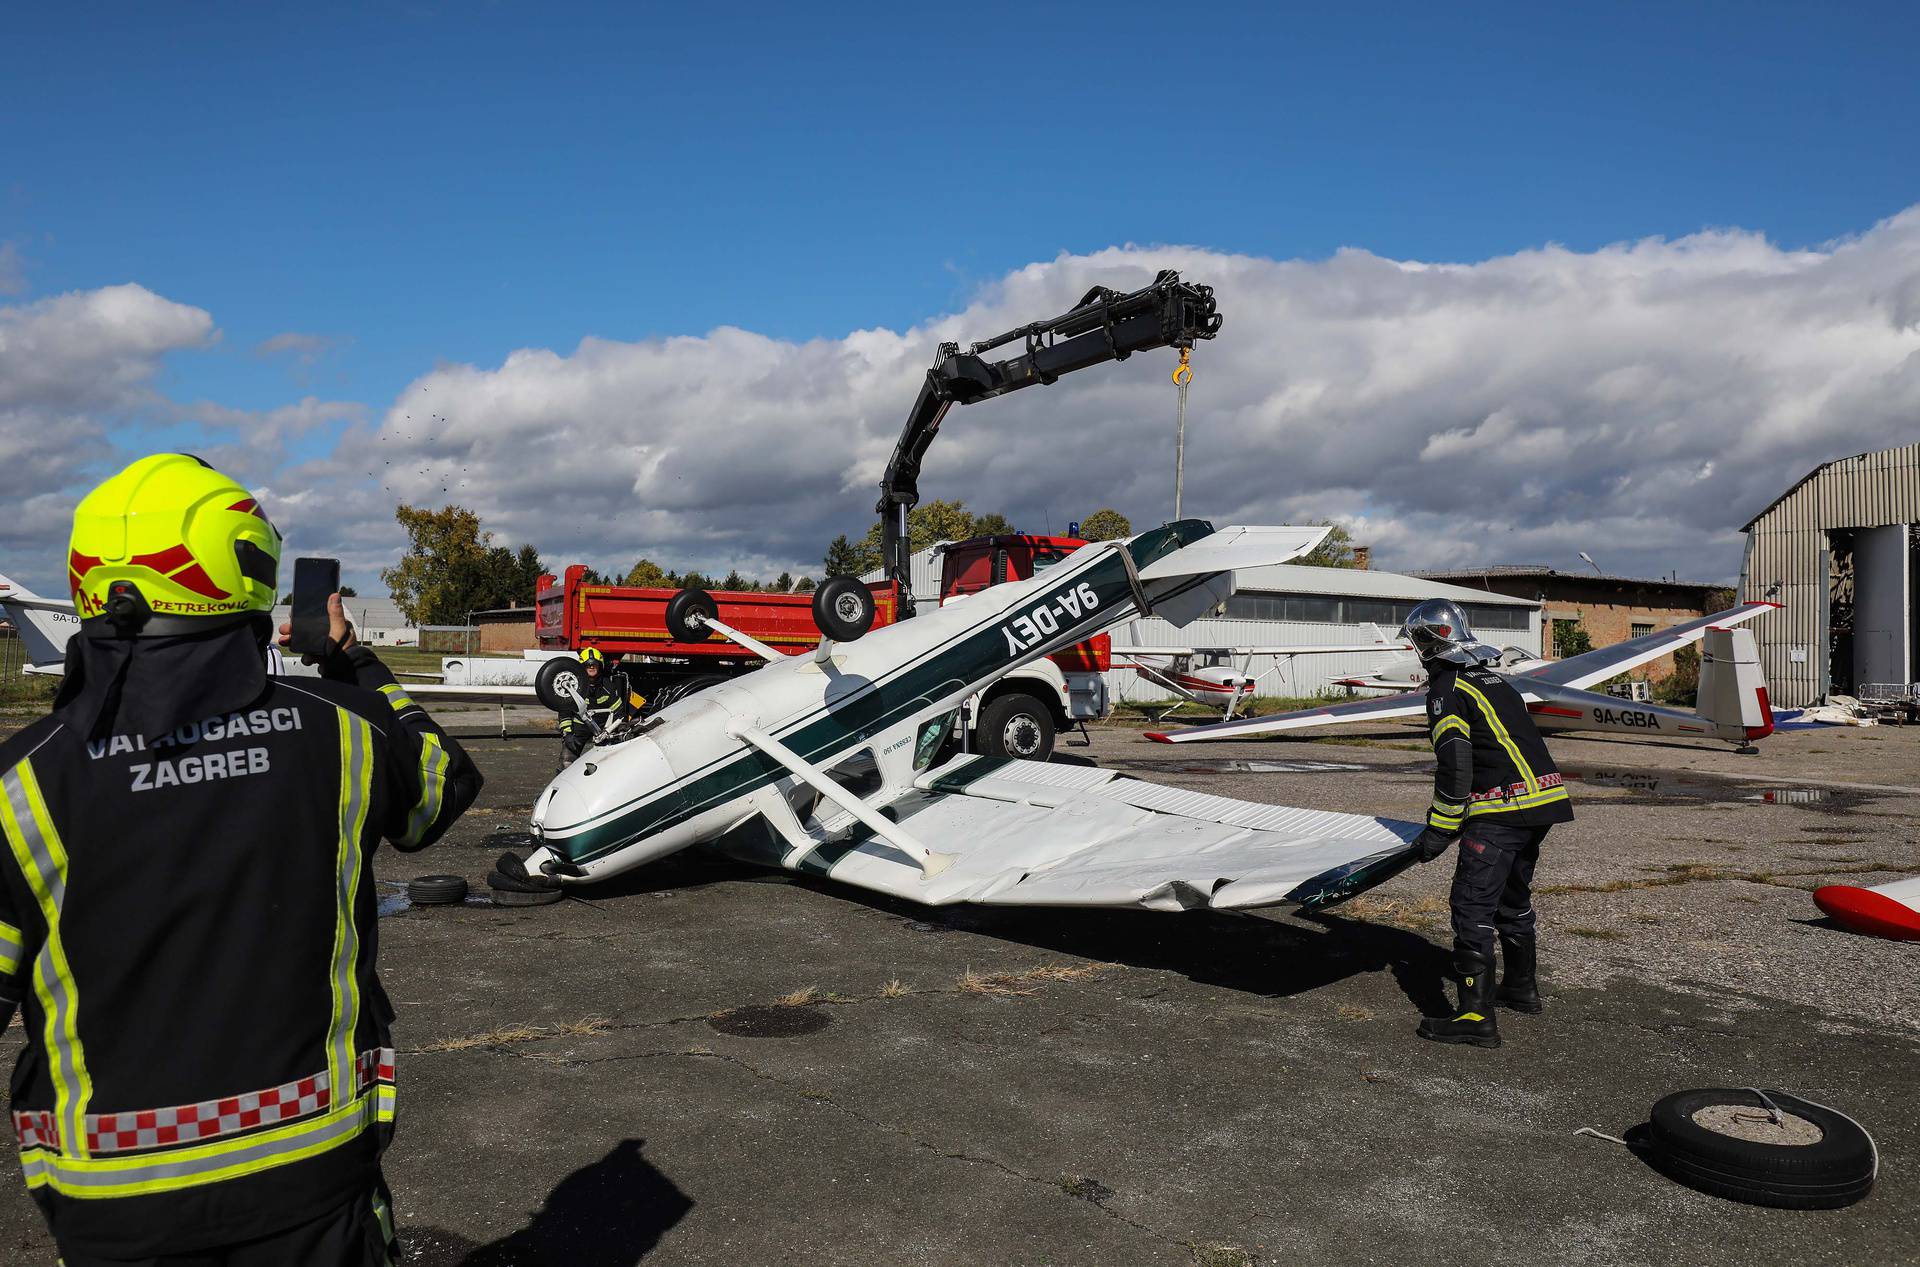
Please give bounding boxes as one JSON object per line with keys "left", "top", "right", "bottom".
{"left": 1425, "top": 664, "right": 1574, "bottom": 832}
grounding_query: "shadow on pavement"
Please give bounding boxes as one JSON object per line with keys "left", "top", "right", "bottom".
{"left": 406, "top": 1139, "right": 691, "bottom": 1266}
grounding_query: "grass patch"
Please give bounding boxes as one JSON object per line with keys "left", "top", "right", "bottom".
{"left": 1565, "top": 927, "right": 1625, "bottom": 941}
{"left": 957, "top": 963, "right": 1109, "bottom": 997}
{"left": 1335, "top": 1003, "right": 1374, "bottom": 1022}
{"left": 1191, "top": 1245, "right": 1253, "bottom": 1267}
{"left": 414, "top": 1016, "right": 612, "bottom": 1053}
{"left": 880, "top": 979, "right": 912, "bottom": 999}
{"left": 774, "top": 986, "right": 820, "bottom": 1007}
{"left": 1339, "top": 894, "right": 1449, "bottom": 929}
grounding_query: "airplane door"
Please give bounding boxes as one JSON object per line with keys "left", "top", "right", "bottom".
{"left": 1853, "top": 524, "right": 1911, "bottom": 688}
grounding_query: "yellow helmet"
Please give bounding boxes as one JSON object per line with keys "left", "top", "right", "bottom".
{"left": 68, "top": 454, "right": 282, "bottom": 633}
{"left": 579, "top": 646, "right": 606, "bottom": 669}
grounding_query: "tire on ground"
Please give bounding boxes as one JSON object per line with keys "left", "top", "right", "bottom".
{"left": 976, "top": 691, "right": 1055, "bottom": 762}
{"left": 1643, "top": 1087, "right": 1876, "bottom": 1209}
{"left": 666, "top": 588, "right": 719, "bottom": 642}
{"left": 534, "top": 656, "right": 584, "bottom": 713}
{"left": 812, "top": 576, "right": 876, "bottom": 642}
{"left": 407, "top": 874, "right": 469, "bottom": 906}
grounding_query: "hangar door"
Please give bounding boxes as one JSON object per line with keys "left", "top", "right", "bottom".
{"left": 1853, "top": 523, "right": 1912, "bottom": 687}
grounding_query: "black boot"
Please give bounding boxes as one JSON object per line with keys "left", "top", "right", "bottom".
{"left": 1417, "top": 952, "right": 1502, "bottom": 1048}
{"left": 1497, "top": 936, "right": 1543, "bottom": 1014}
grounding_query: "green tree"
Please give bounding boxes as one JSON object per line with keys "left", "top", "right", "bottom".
{"left": 1297, "top": 520, "right": 1360, "bottom": 568}
{"left": 1551, "top": 620, "right": 1594, "bottom": 659}
{"left": 971, "top": 511, "right": 1014, "bottom": 537}
{"left": 681, "top": 571, "right": 713, "bottom": 591}
{"left": 772, "top": 571, "right": 793, "bottom": 593}
{"left": 1078, "top": 508, "right": 1131, "bottom": 541}
{"left": 824, "top": 534, "right": 868, "bottom": 577}
{"left": 338, "top": 585, "right": 358, "bottom": 598}
{"left": 624, "top": 558, "right": 671, "bottom": 588}
{"left": 720, "top": 568, "right": 752, "bottom": 592}
{"left": 793, "top": 575, "right": 816, "bottom": 592}
{"left": 1655, "top": 644, "right": 1701, "bottom": 705}
{"left": 380, "top": 505, "right": 543, "bottom": 624}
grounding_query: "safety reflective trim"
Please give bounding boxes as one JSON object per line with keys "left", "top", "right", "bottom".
{"left": 20, "top": 1092, "right": 379, "bottom": 1198}
{"left": 1430, "top": 715, "right": 1471, "bottom": 744}
{"left": 400, "top": 732, "right": 450, "bottom": 848}
{"left": 326, "top": 712, "right": 373, "bottom": 1109}
{"left": 0, "top": 920, "right": 21, "bottom": 977}
{"left": 1464, "top": 787, "right": 1570, "bottom": 817}
{"left": 1453, "top": 680, "right": 1539, "bottom": 795}
{"left": 373, "top": 1186, "right": 397, "bottom": 1265}
{"left": 1, "top": 763, "right": 95, "bottom": 1160}
{"left": 1427, "top": 811, "right": 1463, "bottom": 830}
{"left": 1457, "top": 1012, "right": 1486, "bottom": 1022}
{"left": 377, "top": 682, "right": 418, "bottom": 715}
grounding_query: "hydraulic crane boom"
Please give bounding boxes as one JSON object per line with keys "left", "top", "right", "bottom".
{"left": 874, "top": 269, "right": 1222, "bottom": 613}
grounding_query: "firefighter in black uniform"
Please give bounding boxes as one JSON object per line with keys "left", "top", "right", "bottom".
{"left": 557, "top": 647, "right": 643, "bottom": 763}
{"left": 1401, "top": 599, "right": 1573, "bottom": 1049}
{"left": 0, "top": 454, "right": 482, "bottom": 1264}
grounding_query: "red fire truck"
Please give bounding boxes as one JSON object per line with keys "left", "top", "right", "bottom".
{"left": 533, "top": 532, "right": 1110, "bottom": 760}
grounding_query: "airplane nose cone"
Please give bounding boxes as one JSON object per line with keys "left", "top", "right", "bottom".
{"left": 533, "top": 778, "right": 592, "bottom": 833}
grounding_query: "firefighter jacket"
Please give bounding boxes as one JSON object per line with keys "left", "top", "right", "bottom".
{"left": 1424, "top": 662, "right": 1574, "bottom": 834}
{"left": 0, "top": 624, "right": 481, "bottom": 1258}
{"left": 557, "top": 671, "right": 643, "bottom": 744}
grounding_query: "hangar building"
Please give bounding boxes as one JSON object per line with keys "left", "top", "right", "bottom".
{"left": 1741, "top": 441, "right": 1920, "bottom": 707}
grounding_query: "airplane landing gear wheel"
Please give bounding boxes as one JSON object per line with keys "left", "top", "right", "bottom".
{"left": 1641, "top": 1088, "right": 1877, "bottom": 1209}
{"left": 534, "top": 657, "right": 583, "bottom": 712}
{"left": 813, "top": 576, "right": 875, "bottom": 642}
{"left": 666, "top": 588, "right": 719, "bottom": 642}
{"left": 977, "top": 693, "right": 1055, "bottom": 762}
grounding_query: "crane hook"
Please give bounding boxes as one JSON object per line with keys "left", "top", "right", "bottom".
{"left": 1172, "top": 347, "right": 1193, "bottom": 387}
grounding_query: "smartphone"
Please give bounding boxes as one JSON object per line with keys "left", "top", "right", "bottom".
{"left": 288, "top": 557, "right": 341, "bottom": 659}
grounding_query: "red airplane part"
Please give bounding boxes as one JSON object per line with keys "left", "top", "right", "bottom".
{"left": 1813, "top": 878, "right": 1920, "bottom": 942}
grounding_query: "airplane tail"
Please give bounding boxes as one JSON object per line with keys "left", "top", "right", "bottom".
{"left": 1130, "top": 523, "right": 1331, "bottom": 628}
{"left": 0, "top": 574, "right": 77, "bottom": 671}
{"left": 1697, "top": 626, "right": 1772, "bottom": 742}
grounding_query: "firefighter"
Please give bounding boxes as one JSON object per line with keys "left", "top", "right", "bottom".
{"left": 557, "top": 647, "right": 644, "bottom": 763}
{"left": 0, "top": 454, "right": 482, "bottom": 1264}
{"left": 1402, "top": 599, "right": 1573, "bottom": 1049}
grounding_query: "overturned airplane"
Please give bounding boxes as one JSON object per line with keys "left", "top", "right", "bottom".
{"left": 518, "top": 522, "right": 1422, "bottom": 912}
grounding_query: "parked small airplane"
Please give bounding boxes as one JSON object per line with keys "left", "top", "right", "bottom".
{"left": 1814, "top": 876, "right": 1920, "bottom": 941}
{"left": 1144, "top": 603, "right": 1782, "bottom": 749}
{"left": 1112, "top": 623, "right": 1411, "bottom": 720}
{"left": 0, "top": 573, "right": 537, "bottom": 709}
{"left": 518, "top": 521, "right": 1424, "bottom": 912}
{"left": 1330, "top": 642, "right": 1549, "bottom": 693}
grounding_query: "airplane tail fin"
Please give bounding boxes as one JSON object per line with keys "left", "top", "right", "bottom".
{"left": 1130, "top": 524, "right": 1331, "bottom": 628}
{"left": 1697, "top": 626, "right": 1773, "bottom": 742}
{"left": 0, "top": 574, "right": 77, "bottom": 671}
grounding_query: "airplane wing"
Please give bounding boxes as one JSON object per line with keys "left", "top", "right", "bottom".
{"left": 1521, "top": 601, "right": 1780, "bottom": 689}
{"left": 1115, "top": 642, "right": 1409, "bottom": 657}
{"left": 712, "top": 754, "right": 1420, "bottom": 913}
{"left": 1142, "top": 690, "right": 1428, "bottom": 743}
{"left": 1146, "top": 601, "right": 1783, "bottom": 744}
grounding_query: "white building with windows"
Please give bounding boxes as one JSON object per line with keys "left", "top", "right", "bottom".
{"left": 1108, "top": 562, "right": 1540, "bottom": 703}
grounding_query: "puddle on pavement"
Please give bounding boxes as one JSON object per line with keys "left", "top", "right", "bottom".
{"left": 1561, "top": 768, "right": 1852, "bottom": 808}
{"left": 706, "top": 1005, "right": 833, "bottom": 1038}
{"left": 376, "top": 880, "right": 494, "bottom": 917}
{"left": 1111, "top": 757, "right": 1370, "bottom": 775}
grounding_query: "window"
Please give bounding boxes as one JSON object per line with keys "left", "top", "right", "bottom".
{"left": 1631, "top": 621, "right": 1655, "bottom": 639}
{"left": 1223, "top": 592, "right": 1535, "bottom": 631}
{"left": 1464, "top": 603, "right": 1532, "bottom": 632}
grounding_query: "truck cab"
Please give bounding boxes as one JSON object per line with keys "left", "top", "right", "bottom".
{"left": 935, "top": 534, "right": 1110, "bottom": 760}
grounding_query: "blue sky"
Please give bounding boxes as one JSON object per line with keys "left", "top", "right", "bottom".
{"left": 3, "top": 3, "right": 1918, "bottom": 591}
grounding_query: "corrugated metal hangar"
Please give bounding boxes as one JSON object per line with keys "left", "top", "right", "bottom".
{"left": 1741, "top": 441, "right": 1920, "bottom": 707}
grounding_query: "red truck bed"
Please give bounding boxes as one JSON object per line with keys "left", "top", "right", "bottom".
{"left": 535, "top": 565, "right": 901, "bottom": 661}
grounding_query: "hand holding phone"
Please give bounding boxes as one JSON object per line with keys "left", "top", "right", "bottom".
{"left": 288, "top": 557, "right": 342, "bottom": 662}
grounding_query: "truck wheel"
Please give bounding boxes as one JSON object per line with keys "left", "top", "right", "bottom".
{"left": 977, "top": 692, "right": 1055, "bottom": 762}
{"left": 666, "top": 588, "right": 718, "bottom": 642}
{"left": 534, "top": 656, "right": 584, "bottom": 712}
{"left": 813, "top": 576, "right": 876, "bottom": 642}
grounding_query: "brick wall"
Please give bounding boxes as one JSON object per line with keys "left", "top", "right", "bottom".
{"left": 1444, "top": 576, "right": 1723, "bottom": 682}
{"left": 476, "top": 616, "right": 537, "bottom": 652}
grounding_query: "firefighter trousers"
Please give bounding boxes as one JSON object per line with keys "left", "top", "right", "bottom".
{"left": 1449, "top": 822, "right": 1552, "bottom": 963}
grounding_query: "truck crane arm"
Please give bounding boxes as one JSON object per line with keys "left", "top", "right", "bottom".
{"left": 874, "top": 269, "right": 1222, "bottom": 611}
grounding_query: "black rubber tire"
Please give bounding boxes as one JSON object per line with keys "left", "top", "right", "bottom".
{"left": 812, "top": 576, "right": 876, "bottom": 642}
{"left": 665, "top": 588, "right": 718, "bottom": 642}
{"left": 976, "top": 691, "right": 1055, "bottom": 762}
{"left": 488, "top": 885, "right": 566, "bottom": 907}
{"left": 534, "top": 656, "right": 585, "bottom": 713}
{"left": 407, "top": 874, "right": 469, "bottom": 906}
{"left": 1643, "top": 1088, "right": 1876, "bottom": 1209}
